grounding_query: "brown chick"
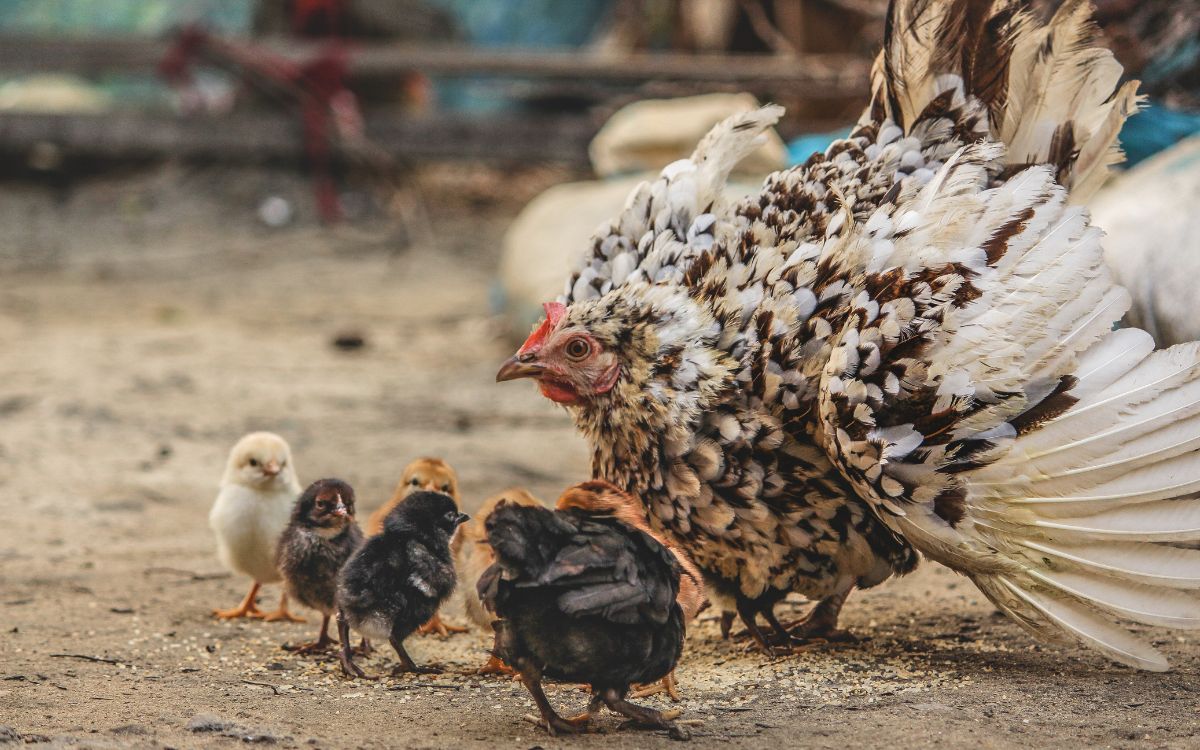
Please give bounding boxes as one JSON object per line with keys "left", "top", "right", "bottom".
{"left": 556, "top": 480, "right": 706, "bottom": 704}
{"left": 365, "top": 457, "right": 467, "bottom": 637}
{"left": 453, "top": 487, "right": 546, "bottom": 674}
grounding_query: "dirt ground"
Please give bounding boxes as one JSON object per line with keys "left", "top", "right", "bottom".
{"left": 1, "top": 167, "right": 1198, "bottom": 749}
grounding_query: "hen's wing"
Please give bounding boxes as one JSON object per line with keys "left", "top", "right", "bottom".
{"left": 816, "top": 137, "right": 1200, "bottom": 670}
{"left": 561, "top": 106, "right": 783, "bottom": 305}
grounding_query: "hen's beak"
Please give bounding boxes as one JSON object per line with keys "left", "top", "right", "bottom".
{"left": 496, "top": 355, "right": 545, "bottom": 382}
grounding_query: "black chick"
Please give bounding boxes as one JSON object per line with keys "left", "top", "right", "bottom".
{"left": 477, "top": 499, "right": 687, "bottom": 739}
{"left": 276, "top": 478, "right": 364, "bottom": 654}
{"left": 336, "top": 490, "right": 467, "bottom": 678}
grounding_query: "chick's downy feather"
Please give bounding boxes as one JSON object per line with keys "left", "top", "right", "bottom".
{"left": 479, "top": 498, "right": 684, "bottom": 690}
{"left": 210, "top": 432, "right": 301, "bottom": 584}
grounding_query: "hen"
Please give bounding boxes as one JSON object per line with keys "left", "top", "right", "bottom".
{"left": 479, "top": 484, "right": 688, "bottom": 738}
{"left": 499, "top": 0, "right": 1200, "bottom": 669}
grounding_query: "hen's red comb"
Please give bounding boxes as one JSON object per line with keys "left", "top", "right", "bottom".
{"left": 518, "top": 302, "right": 566, "bottom": 355}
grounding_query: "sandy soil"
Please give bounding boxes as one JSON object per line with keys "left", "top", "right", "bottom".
{"left": 1, "top": 168, "right": 1198, "bottom": 749}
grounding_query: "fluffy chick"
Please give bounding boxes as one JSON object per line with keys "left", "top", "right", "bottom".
{"left": 209, "top": 432, "right": 304, "bottom": 622}
{"left": 452, "top": 487, "right": 545, "bottom": 674}
{"left": 365, "top": 457, "right": 459, "bottom": 535}
{"left": 478, "top": 481, "right": 688, "bottom": 739}
{"left": 336, "top": 491, "right": 468, "bottom": 678}
{"left": 556, "top": 481, "right": 706, "bottom": 702}
{"left": 366, "top": 457, "right": 466, "bottom": 637}
{"left": 277, "top": 478, "right": 364, "bottom": 654}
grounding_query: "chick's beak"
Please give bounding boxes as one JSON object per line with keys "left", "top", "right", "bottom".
{"left": 333, "top": 502, "right": 349, "bottom": 518}
{"left": 496, "top": 355, "right": 545, "bottom": 383}
{"left": 262, "top": 461, "right": 281, "bottom": 477}
{"left": 455, "top": 512, "right": 470, "bottom": 527}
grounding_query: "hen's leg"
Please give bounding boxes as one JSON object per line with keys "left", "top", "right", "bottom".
{"left": 719, "top": 610, "right": 737, "bottom": 640}
{"left": 735, "top": 597, "right": 791, "bottom": 654}
{"left": 788, "top": 589, "right": 857, "bottom": 642}
{"left": 284, "top": 613, "right": 335, "bottom": 654}
{"left": 388, "top": 636, "right": 441, "bottom": 675}
{"left": 336, "top": 609, "right": 371, "bottom": 679}
{"left": 212, "top": 581, "right": 264, "bottom": 619}
{"left": 259, "top": 592, "right": 306, "bottom": 623}
{"left": 518, "top": 666, "right": 586, "bottom": 736}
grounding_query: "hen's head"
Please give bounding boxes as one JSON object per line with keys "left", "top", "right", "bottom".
{"left": 496, "top": 284, "right": 718, "bottom": 406}
{"left": 495, "top": 301, "right": 622, "bottom": 406}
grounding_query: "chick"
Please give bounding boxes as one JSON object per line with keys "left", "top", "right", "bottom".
{"left": 451, "top": 487, "right": 545, "bottom": 674}
{"left": 365, "top": 457, "right": 459, "bottom": 535}
{"left": 336, "top": 490, "right": 468, "bottom": 678}
{"left": 209, "top": 432, "right": 304, "bottom": 622}
{"left": 276, "top": 478, "right": 364, "bottom": 654}
{"left": 556, "top": 481, "right": 706, "bottom": 703}
{"left": 478, "top": 480, "right": 689, "bottom": 739}
{"left": 365, "top": 457, "right": 466, "bottom": 637}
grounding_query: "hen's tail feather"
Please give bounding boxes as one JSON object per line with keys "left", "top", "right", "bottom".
{"left": 962, "top": 335, "right": 1200, "bottom": 669}
{"left": 871, "top": 0, "right": 1140, "bottom": 202}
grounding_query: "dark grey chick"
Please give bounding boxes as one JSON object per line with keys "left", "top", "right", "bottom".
{"left": 276, "top": 478, "right": 365, "bottom": 654}
{"left": 336, "top": 490, "right": 467, "bottom": 678}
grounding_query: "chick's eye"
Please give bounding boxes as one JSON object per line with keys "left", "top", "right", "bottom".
{"left": 410, "top": 478, "right": 421, "bottom": 487}
{"left": 565, "top": 337, "right": 591, "bottom": 361}
{"left": 249, "top": 458, "right": 259, "bottom": 467}
{"left": 441, "top": 484, "right": 451, "bottom": 493}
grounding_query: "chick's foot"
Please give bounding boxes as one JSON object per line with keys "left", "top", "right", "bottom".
{"left": 417, "top": 614, "right": 467, "bottom": 637}
{"left": 212, "top": 582, "right": 264, "bottom": 620}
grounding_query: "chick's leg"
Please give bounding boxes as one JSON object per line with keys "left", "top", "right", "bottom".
{"left": 477, "top": 653, "right": 514, "bottom": 675}
{"left": 518, "top": 666, "right": 586, "bottom": 736}
{"left": 416, "top": 613, "right": 467, "bottom": 637}
{"left": 630, "top": 670, "right": 680, "bottom": 702}
{"left": 213, "top": 581, "right": 264, "bottom": 620}
{"left": 388, "top": 636, "right": 441, "bottom": 675}
{"left": 337, "top": 609, "right": 371, "bottom": 679}
{"left": 259, "top": 591, "right": 306, "bottom": 623}
{"left": 284, "top": 613, "right": 335, "bottom": 654}
{"left": 601, "top": 688, "right": 688, "bottom": 741}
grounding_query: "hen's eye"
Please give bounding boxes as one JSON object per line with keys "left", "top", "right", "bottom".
{"left": 249, "top": 458, "right": 259, "bottom": 467}
{"left": 565, "top": 337, "right": 591, "bottom": 360}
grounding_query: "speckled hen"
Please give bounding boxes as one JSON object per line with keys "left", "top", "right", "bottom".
{"left": 499, "top": 0, "right": 1200, "bottom": 669}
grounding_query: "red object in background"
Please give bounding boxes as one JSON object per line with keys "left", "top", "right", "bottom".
{"left": 291, "top": 0, "right": 348, "bottom": 38}
{"left": 159, "top": 26, "right": 362, "bottom": 223}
